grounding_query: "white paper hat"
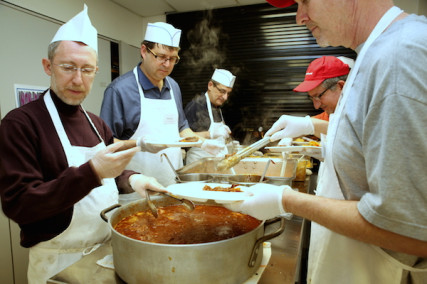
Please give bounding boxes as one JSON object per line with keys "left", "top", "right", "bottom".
{"left": 337, "top": 56, "right": 355, "bottom": 69}
{"left": 212, "top": 69, "right": 236, "bottom": 88}
{"left": 144, "top": 22, "right": 181, "bottom": 47}
{"left": 50, "top": 4, "right": 98, "bottom": 53}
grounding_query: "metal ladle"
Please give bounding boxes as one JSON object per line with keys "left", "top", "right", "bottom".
{"left": 145, "top": 189, "right": 195, "bottom": 218}
{"left": 259, "top": 159, "right": 273, "bottom": 182}
{"left": 160, "top": 153, "right": 181, "bottom": 182}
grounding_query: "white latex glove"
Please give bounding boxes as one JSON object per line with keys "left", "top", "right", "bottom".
{"left": 201, "top": 139, "right": 226, "bottom": 155}
{"left": 136, "top": 137, "right": 168, "bottom": 153}
{"left": 265, "top": 115, "right": 314, "bottom": 142}
{"left": 209, "top": 123, "right": 231, "bottom": 140}
{"left": 90, "top": 142, "right": 140, "bottom": 180}
{"left": 278, "top": 137, "right": 293, "bottom": 146}
{"left": 224, "top": 184, "right": 293, "bottom": 220}
{"left": 129, "top": 174, "right": 166, "bottom": 198}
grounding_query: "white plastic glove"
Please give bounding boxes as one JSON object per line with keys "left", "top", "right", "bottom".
{"left": 224, "top": 184, "right": 293, "bottom": 220}
{"left": 136, "top": 137, "right": 168, "bottom": 153}
{"left": 265, "top": 115, "right": 314, "bottom": 142}
{"left": 201, "top": 139, "right": 226, "bottom": 156}
{"left": 209, "top": 123, "right": 231, "bottom": 140}
{"left": 129, "top": 174, "right": 166, "bottom": 198}
{"left": 90, "top": 142, "right": 140, "bottom": 180}
{"left": 278, "top": 137, "right": 293, "bottom": 146}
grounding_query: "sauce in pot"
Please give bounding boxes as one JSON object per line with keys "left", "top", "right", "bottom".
{"left": 114, "top": 205, "right": 261, "bottom": 244}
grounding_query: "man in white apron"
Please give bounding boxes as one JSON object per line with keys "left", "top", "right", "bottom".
{"left": 101, "top": 22, "right": 224, "bottom": 186}
{"left": 184, "top": 69, "right": 236, "bottom": 164}
{"left": 0, "top": 6, "right": 165, "bottom": 283}
{"left": 227, "top": 1, "right": 427, "bottom": 283}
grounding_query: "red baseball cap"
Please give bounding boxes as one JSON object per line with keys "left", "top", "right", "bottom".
{"left": 266, "top": 0, "right": 296, "bottom": 8}
{"left": 293, "top": 56, "right": 350, "bottom": 92}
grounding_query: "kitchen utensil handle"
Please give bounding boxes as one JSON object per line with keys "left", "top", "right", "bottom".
{"left": 248, "top": 217, "right": 286, "bottom": 267}
{"left": 100, "top": 204, "right": 122, "bottom": 222}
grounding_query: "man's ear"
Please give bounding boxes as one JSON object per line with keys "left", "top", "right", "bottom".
{"left": 42, "top": 58, "right": 52, "bottom": 76}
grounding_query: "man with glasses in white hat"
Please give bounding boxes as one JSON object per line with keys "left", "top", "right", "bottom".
{"left": 101, "top": 22, "right": 224, "bottom": 186}
{"left": 184, "top": 68, "right": 236, "bottom": 164}
{"left": 0, "top": 6, "right": 165, "bottom": 283}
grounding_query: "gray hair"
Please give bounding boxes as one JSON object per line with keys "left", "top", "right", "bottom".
{"left": 47, "top": 41, "right": 61, "bottom": 61}
{"left": 321, "top": 75, "right": 348, "bottom": 90}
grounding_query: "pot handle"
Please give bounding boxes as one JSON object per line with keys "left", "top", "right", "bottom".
{"left": 248, "top": 217, "right": 286, "bottom": 267}
{"left": 100, "top": 204, "right": 121, "bottom": 222}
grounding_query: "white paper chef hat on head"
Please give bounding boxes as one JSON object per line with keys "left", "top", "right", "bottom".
{"left": 50, "top": 4, "right": 98, "bottom": 53}
{"left": 211, "top": 69, "right": 236, "bottom": 88}
{"left": 144, "top": 22, "right": 181, "bottom": 47}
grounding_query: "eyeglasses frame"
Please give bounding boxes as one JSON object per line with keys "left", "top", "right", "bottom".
{"left": 146, "top": 47, "right": 180, "bottom": 65}
{"left": 52, "top": 63, "right": 97, "bottom": 77}
{"left": 307, "top": 83, "right": 336, "bottom": 102}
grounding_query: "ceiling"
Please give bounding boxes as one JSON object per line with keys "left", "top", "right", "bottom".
{"left": 110, "top": 0, "right": 267, "bottom": 17}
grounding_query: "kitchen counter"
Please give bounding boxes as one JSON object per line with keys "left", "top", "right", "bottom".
{"left": 48, "top": 180, "right": 310, "bottom": 284}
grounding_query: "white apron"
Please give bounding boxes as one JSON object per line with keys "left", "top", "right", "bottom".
{"left": 307, "top": 7, "right": 427, "bottom": 284}
{"left": 27, "top": 92, "right": 118, "bottom": 284}
{"left": 186, "top": 92, "right": 229, "bottom": 165}
{"left": 125, "top": 67, "right": 182, "bottom": 186}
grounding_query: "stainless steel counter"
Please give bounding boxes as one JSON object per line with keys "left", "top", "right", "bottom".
{"left": 48, "top": 179, "right": 310, "bottom": 284}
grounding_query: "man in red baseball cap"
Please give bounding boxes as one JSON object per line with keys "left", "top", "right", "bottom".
{"left": 295, "top": 56, "right": 351, "bottom": 121}
{"left": 265, "top": 56, "right": 352, "bottom": 141}
{"left": 266, "top": 0, "right": 295, "bottom": 8}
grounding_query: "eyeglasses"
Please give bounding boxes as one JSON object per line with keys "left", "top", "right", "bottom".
{"left": 52, "top": 63, "right": 97, "bottom": 77}
{"left": 307, "top": 83, "right": 335, "bottom": 102}
{"left": 146, "top": 47, "right": 180, "bottom": 65}
{"left": 213, "top": 83, "right": 231, "bottom": 96}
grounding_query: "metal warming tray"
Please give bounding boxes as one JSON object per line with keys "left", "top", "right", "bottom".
{"left": 176, "top": 157, "right": 297, "bottom": 186}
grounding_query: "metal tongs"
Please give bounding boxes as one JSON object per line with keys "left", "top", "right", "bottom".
{"left": 144, "top": 189, "right": 195, "bottom": 218}
{"left": 216, "top": 136, "right": 271, "bottom": 172}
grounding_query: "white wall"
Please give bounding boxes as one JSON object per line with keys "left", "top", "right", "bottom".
{"left": 4, "top": 0, "right": 148, "bottom": 47}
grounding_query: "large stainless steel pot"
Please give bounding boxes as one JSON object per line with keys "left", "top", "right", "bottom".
{"left": 101, "top": 197, "right": 285, "bottom": 284}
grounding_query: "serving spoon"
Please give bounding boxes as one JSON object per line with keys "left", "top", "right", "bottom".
{"left": 144, "top": 189, "right": 195, "bottom": 218}
{"left": 161, "top": 153, "right": 182, "bottom": 182}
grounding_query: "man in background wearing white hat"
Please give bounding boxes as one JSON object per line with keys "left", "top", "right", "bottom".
{"left": 101, "top": 22, "right": 224, "bottom": 186}
{"left": 0, "top": 6, "right": 165, "bottom": 283}
{"left": 184, "top": 68, "right": 236, "bottom": 164}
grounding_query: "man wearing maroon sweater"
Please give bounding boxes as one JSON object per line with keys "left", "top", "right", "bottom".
{"left": 0, "top": 5, "right": 164, "bottom": 283}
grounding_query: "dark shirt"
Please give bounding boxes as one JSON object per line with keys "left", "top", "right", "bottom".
{"left": 0, "top": 91, "right": 132, "bottom": 247}
{"left": 184, "top": 93, "right": 223, "bottom": 132}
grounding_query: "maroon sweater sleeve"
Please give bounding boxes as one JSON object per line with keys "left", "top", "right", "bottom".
{"left": 0, "top": 93, "right": 127, "bottom": 247}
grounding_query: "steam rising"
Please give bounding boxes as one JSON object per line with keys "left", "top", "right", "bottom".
{"left": 181, "top": 10, "right": 228, "bottom": 79}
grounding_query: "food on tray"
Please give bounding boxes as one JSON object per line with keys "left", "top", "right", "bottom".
{"left": 203, "top": 184, "right": 242, "bottom": 192}
{"left": 216, "top": 154, "right": 242, "bottom": 172}
{"left": 180, "top": 136, "right": 199, "bottom": 142}
{"left": 114, "top": 205, "right": 261, "bottom": 244}
{"left": 308, "top": 140, "right": 321, "bottom": 147}
{"left": 293, "top": 136, "right": 321, "bottom": 147}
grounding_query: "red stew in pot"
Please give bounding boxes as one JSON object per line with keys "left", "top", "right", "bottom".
{"left": 114, "top": 205, "right": 261, "bottom": 244}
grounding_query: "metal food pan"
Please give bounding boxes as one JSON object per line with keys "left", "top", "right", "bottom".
{"left": 177, "top": 157, "right": 297, "bottom": 186}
